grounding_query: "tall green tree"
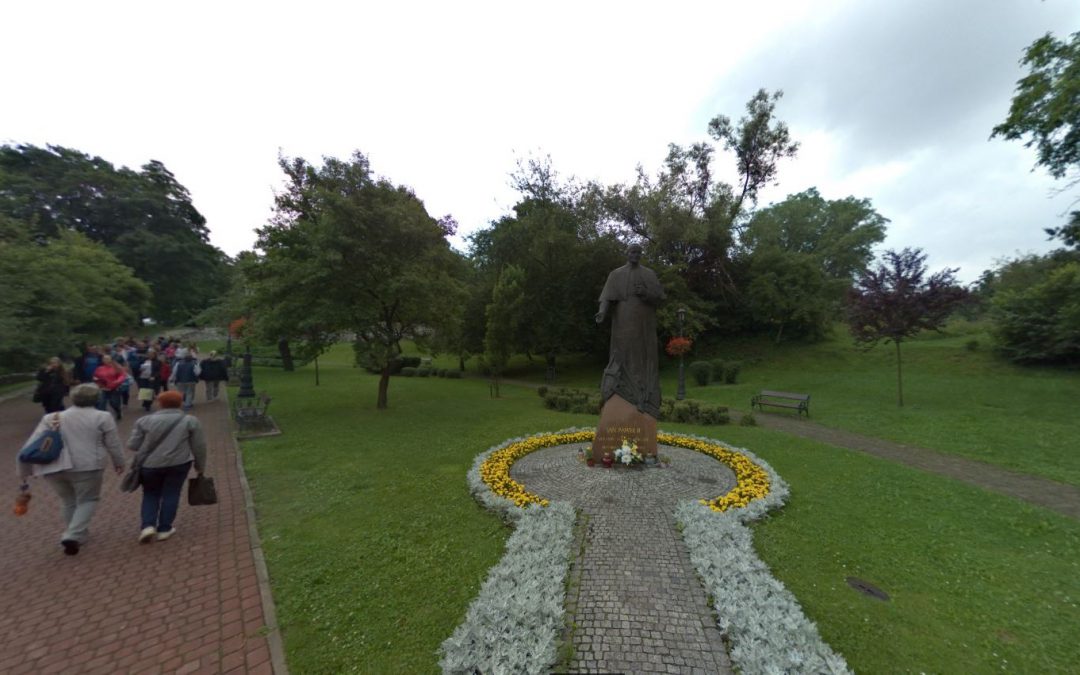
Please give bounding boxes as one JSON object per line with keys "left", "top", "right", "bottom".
{"left": 846, "top": 248, "right": 969, "bottom": 406}
{"left": 992, "top": 31, "right": 1080, "bottom": 246}
{"left": 0, "top": 215, "right": 150, "bottom": 370}
{"left": 0, "top": 144, "right": 228, "bottom": 322}
{"left": 253, "top": 151, "right": 465, "bottom": 409}
{"left": 483, "top": 265, "right": 526, "bottom": 397}
{"left": 593, "top": 89, "right": 799, "bottom": 327}
{"left": 742, "top": 188, "right": 888, "bottom": 339}
{"left": 470, "top": 157, "right": 624, "bottom": 376}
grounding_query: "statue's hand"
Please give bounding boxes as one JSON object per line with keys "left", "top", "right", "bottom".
{"left": 633, "top": 282, "right": 645, "bottom": 296}
{"left": 594, "top": 312, "right": 605, "bottom": 324}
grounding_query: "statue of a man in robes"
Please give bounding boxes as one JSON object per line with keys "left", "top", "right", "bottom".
{"left": 595, "top": 243, "right": 666, "bottom": 419}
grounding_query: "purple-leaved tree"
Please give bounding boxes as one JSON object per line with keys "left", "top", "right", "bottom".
{"left": 847, "top": 248, "right": 969, "bottom": 406}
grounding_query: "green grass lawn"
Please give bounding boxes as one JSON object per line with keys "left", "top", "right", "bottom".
{"left": 239, "top": 342, "right": 1080, "bottom": 673}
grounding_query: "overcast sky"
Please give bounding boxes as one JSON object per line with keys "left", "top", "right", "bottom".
{"left": 4, "top": 0, "right": 1078, "bottom": 282}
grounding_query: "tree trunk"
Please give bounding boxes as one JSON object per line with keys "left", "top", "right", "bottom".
{"left": 895, "top": 340, "right": 904, "bottom": 407}
{"left": 314, "top": 356, "right": 320, "bottom": 386}
{"left": 459, "top": 355, "right": 465, "bottom": 372}
{"left": 377, "top": 366, "right": 390, "bottom": 409}
{"left": 278, "top": 338, "right": 294, "bottom": 372}
{"left": 545, "top": 352, "right": 556, "bottom": 383}
{"left": 774, "top": 322, "right": 785, "bottom": 345}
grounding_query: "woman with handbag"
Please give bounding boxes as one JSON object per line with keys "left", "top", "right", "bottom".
{"left": 17, "top": 384, "right": 126, "bottom": 555}
{"left": 125, "top": 390, "right": 207, "bottom": 543}
{"left": 136, "top": 349, "right": 162, "bottom": 412}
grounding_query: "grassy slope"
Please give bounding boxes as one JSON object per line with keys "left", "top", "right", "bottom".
{"left": 503, "top": 327, "right": 1080, "bottom": 486}
{"left": 240, "top": 342, "right": 1080, "bottom": 673}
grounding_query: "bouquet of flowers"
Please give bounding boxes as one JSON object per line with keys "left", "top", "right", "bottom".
{"left": 613, "top": 439, "right": 644, "bottom": 466}
{"left": 665, "top": 336, "right": 692, "bottom": 357}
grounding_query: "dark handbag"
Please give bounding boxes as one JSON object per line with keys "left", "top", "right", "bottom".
{"left": 187, "top": 475, "right": 217, "bottom": 505}
{"left": 120, "top": 414, "right": 186, "bottom": 493}
{"left": 18, "top": 414, "right": 63, "bottom": 464}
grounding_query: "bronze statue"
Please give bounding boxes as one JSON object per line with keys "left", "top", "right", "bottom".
{"left": 595, "top": 243, "right": 665, "bottom": 418}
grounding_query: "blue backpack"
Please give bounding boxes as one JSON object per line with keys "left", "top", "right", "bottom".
{"left": 18, "top": 414, "right": 64, "bottom": 464}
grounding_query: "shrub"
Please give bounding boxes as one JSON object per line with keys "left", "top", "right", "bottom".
{"left": 965, "top": 339, "right": 980, "bottom": 351}
{"left": 672, "top": 401, "right": 694, "bottom": 423}
{"left": 658, "top": 399, "right": 675, "bottom": 421}
{"left": 689, "top": 361, "right": 712, "bottom": 386}
{"left": 401, "top": 356, "right": 422, "bottom": 368}
{"left": 400, "top": 367, "right": 417, "bottom": 377}
{"left": 740, "top": 412, "right": 757, "bottom": 427}
{"left": 537, "top": 385, "right": 549, "bottom": 398}
{"left": 417, "top": 367, "right": 432, "bottom": 377}
{"left": 711, "top": 359, "right": 727, "bottom": 383}
{"left": 724, "top": 361, "right": 742, "bottom": 384}
{"left": 586, "top": 395, "right": 602, "bottom": 415}
{"left": 445, "top": 370, "right": 462, "bottom": 379}
{"left": 697, "top": 404, "right": 730, "bottom": 425}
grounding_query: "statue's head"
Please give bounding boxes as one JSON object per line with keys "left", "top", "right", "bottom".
{"left": 626, "top": 243, "right": 643, "bottom": 266}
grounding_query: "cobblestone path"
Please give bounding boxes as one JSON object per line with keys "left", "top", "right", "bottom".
{"left": 512, "top": 444, "right": 737, "bottom": 674}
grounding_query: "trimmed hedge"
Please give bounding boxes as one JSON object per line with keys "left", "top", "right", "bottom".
{"left": 689, "top": 361, "right": 712, "bottom": 386}
{"left": 540, "top": 388, "right": 729, "bottom": 425}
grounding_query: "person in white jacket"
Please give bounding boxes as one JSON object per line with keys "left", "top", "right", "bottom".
{"left": 18, "top": 383, "right": 125, "bottom": 555}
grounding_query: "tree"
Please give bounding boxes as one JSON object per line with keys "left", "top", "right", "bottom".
{"left": 993, "top": 31, "right": 1080, "bottom": 180}
{"left": 593, "top": 89, "right": 799, "bottom": 328}
{"left": 469, "top": 157, "right": 624, "bottom": 376}
{"left": 0, "top": 215, "right": 150, "bottom": 371}
{"left": 985, "top": 251, "right": 1080, "bottom": 364}
{"left": 253, "top": 151, "right": 466, "bottom": 408}
{"left": 846, "top": 248, "right": 969, "bottom": 406}
{"left": 992, "top": 31, "right": 1080, "bottom": 246}
{"left": 743, "top": 188, "right": 888, "bottom": 340}
{"left": 0, "top": 144, "right": 229, "bottom": 322}
{"left": 483, "top": 265, "right": 526, "bottom": 397}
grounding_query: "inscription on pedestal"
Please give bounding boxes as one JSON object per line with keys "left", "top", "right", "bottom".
{"left": 592, "top": 394, "right": 658, "bottom": 462}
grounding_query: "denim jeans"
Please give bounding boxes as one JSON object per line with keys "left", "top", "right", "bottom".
{"left": 176, "top": 382, "right": 196, "bottom": 410}
{"left": 139, "top": 461, "right": 192, "bottom": 532}
{"left": 96, "top": 389, "right": 121, "bottom": 417}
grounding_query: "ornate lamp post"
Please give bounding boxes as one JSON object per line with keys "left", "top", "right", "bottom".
{"left": 237, "top": 345, "right": 256, "bottom": 399}
{"left": 676, "top": 306, "right": 687, "bottom": 401}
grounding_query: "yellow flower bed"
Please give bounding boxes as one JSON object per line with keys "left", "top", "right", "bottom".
{"left": 657, "top": 432, "right": 771, "bottom": 512}
{"left": 480, "top": 430, "right": 770, "bottom": 512}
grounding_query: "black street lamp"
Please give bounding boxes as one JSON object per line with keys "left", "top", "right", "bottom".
{"left": 676, "top": 306, "right": 687, "bottom": 401}
{"left": 237, "top": 346, "right": 256, "bottom": 399}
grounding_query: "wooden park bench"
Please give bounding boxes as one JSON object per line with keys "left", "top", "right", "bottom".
{"left": 751, "top": 390, "right": 810, "bottom": 417}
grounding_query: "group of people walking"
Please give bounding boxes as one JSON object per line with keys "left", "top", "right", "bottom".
{"left": 18, "top": 336, "right": 224, "bottom": 556}
{"left": 34, "top": 337, "right": 230, "bottom": 418}
{"left": 17, "top": 384, "right": 209, "bottom": 555}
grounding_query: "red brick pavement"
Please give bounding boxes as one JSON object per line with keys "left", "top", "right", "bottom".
{"left": 0, "top": 389, "right": 285, "bottom": 674}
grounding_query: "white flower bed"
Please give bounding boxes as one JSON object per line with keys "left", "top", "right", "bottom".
{"left": 676, "top": 441, "right": 852, "bottom": 675}
{"left": 444, "top": 431, "right": 851, "bottom": 675}
{"left": 440, "top": 434, "right": 578, "bottom": 674}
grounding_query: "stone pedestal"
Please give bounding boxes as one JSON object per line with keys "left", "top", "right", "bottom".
{"left": 592, "top": 394, "right": 658, "bottom": 462}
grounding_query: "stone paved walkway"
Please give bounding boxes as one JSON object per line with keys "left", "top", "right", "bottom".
{"left": 0, "top": 388, "right": 286, "bottom": 674}
{"left": 512, "top": 445, "right": 736, "bottom": 674}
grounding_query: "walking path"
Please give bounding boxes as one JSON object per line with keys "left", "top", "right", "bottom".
{"left": 512, "top": 445, "right": 735, "bottom": 674}
{"left": 752, "top": 411, "right": 1080, "bottom": 521}
{"left": 0, "top": 390, "right": 286, "bottom": 674}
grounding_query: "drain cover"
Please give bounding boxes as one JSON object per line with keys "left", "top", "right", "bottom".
{"left": 846, "top": 576, "right": 889, "bottom": 601}
{"left": 697, "top": 476, "right": 718, "bottom": 485}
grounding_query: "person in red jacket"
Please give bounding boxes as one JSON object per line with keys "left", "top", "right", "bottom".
{"left": 93, "top": 355, "right": 128, "bottom": 420}
{"left": 157, "top": 353, "right": 172, "bottom": 392}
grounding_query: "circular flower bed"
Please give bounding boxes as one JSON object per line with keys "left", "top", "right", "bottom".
{"left": 479, "top": 429, "right": 771, "bottom": 512}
